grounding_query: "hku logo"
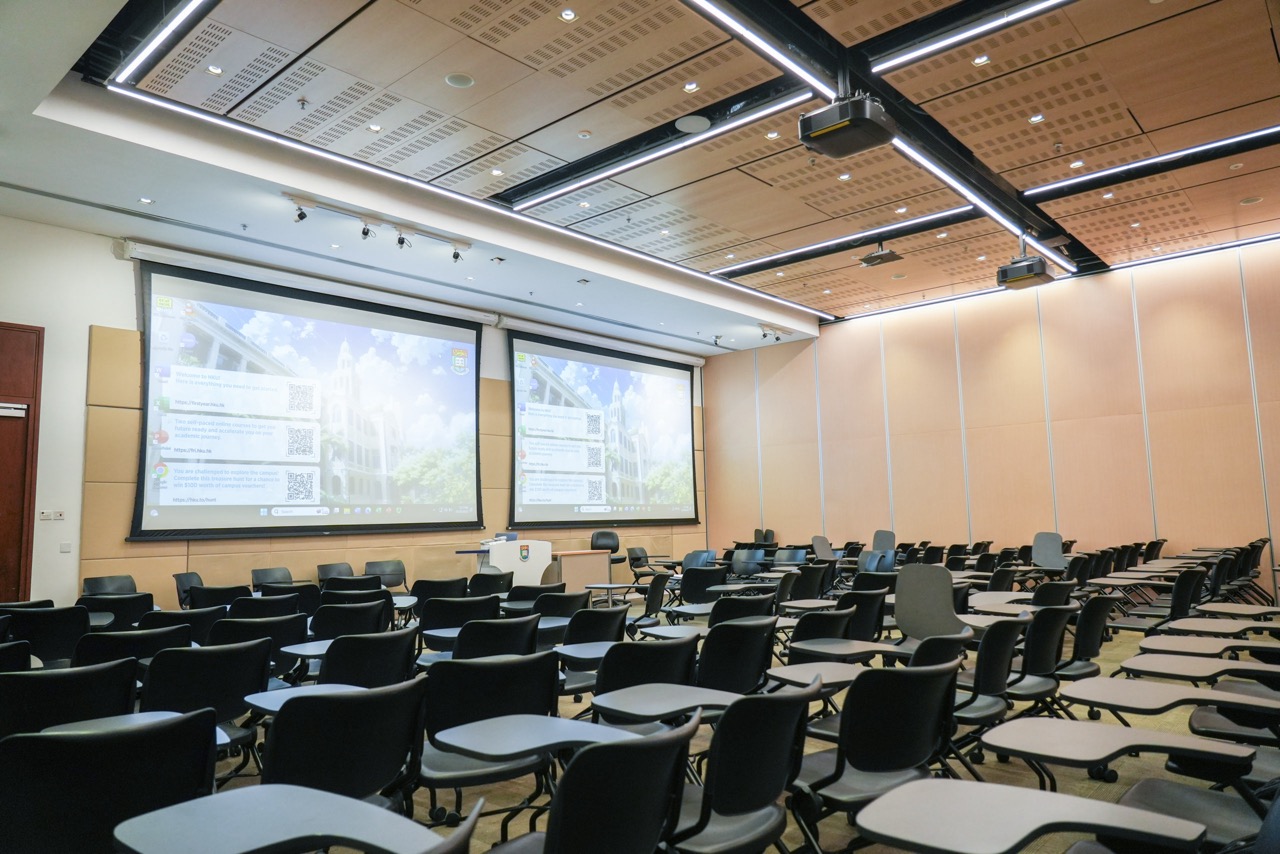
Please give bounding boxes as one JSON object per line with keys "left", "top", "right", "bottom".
{"left": 519, "top": 544, "right": 530, "bottom": 562}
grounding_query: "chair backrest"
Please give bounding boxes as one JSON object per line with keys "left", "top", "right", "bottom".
{"left": 0, "top": 605, "right": 89, "bottom": 666}
{"left": 508, "top": 582, "right": 566, "bottom": 603}
{"left": 323, "top": 574, "right": 382, "bottom": 592}
{"left": 626, "top": 547, "right": 650, "bottom": 570}
{"left": 921, "top": 545, "right": 945, "bottom": 564}
{"left": 908, "top": 632, "right": 971, "bottom": 666}
{"left": 74, "top": 592, "right": 155, "bottom": 631}
{"left": 0, "top": 708, "right": 216, "bottom": 854}
{"left": 871, "top": 529, "right": 896, "bottom": 551}
{"left": 206, "top": 613, "right": 308, "bottom": 676}
{"left": 409, "top": 578, "right": 469, "bottom": 619}
{"left": 188, "top": 584, "right": 253, "bottom": 609}
{"left": 697, "top": 616, "right": 777, "bottom": 694}
{"left": 453, "top": 614, "right": 541, "bottom": 660}
{"left": 967, "top": 617, "right": 1030, "bottom": 696}
{"left": 729, "top": 548, "right": 766, "bottom": 577}
{"left": 708, "top": 593, "right": 776, "bottom": 627}
{"left": 261, "top": 581, "right": 321, "bottom": 616}
{"left": 771, "top": 547, "right": 808, "bottom": 566}
{"left": 945, "top": 556, "right": 968, "bottom": 572}
{"left": 318, "top": 626, "right": 417, "bottom": 688}
{"left": 1169, "top": 568, "right": 1209, "bottom": 620}
{"left": 894, "top": 564, "right": 969, "bottom": 641}
{"left": 974, "top": 552, "right": 999, "bottom": 573}
{"left": 1070, "top": 595, "right": 1120, "bottom": 662}
{"left": 249, "top": 567, "right": 292, "bottom": 591}
{"left": 71, "top": 624, "right": 191, "bottom": 668}
{"left": 363, "top": 559, "right": 407, "bottom": 589}
{"left": 468, "top": 571, "right": 514, "bottom": 597}
{"left": 137, "top": 605, "right": 226, "bottom": 646}
{"left": 310, "top": 601, "right": 387, "bottom": 641}
{"left": 319, "top": 589, "right": 393, "bottom": 630}
{"left": 812, "top": 535, "right": 836, "bottom": 561}
{"left": 142, "top": 638, "right": 271, "bottom": 722}
{"left": 840, "top": 659, "right": 961, "bottom": 773}
{"left": 595, "top": 635, "right": 699, "bottom": 696}
{"left": 789, "top": 563, "right": 826, "bottom": 600}
{"left": 680, "top": 550, "right": 716, "bottom": 571}
{"left": 591, "top": 530, "right": 621, "bottom": 554}
{"left": 986, "top": 566, "right": 1017, "bottom": 592}
{"left": 635, "top": 572, "right": 671, "bottom": 620}
{"left": 1029, "top": 580, "right": 1076, "bottom": 607}
{"left": 1144, "top": 538, "right": 1168, "bottom": 562}
{"left": 317, "top": 562, "right": 354, "bottom": 581}
{"left": 264, "top": 675, "right": 427, "bottom": 800}
{"left": 0, "top": 599, "right": 54, "bottom": 609}
{"left": 533, "top": 590, "right": 591, "bottom": 618}
{"left": 1019, "top": 605, "right": 1078, "bottom": 677}
{"left": 172, "top": 572, "right": 203, "bottom": 608}
{"left": 82, "top": 574, "right": 136, "bottom": 595}
{"left": 1031, "top": 531, "right": 1066, "bottom": 570}
{"left": 423, "top": 651, "right": 559, "bottom": 738}
{"left": 563, "top": 605, "right": 628, "bottom": 645}
{"left": 0, "top": 639, "right": 30, "bottom": 673}
{"left": 0, "top": 658, "right": 136, "bottom": 739}
{"left": 227, "top": 592, "right": 299, "bottom": 619}
{"left": 852, "top": 569, "right": 897, "bottom": 593}
{"left": 541, "top": 715, "right": 700, "bottom": 854}
{"left": 788, "top": 609, "right": 855, "bottom": 664}
{"left": 421, "top": 595, "right": 500, "bottom": 631}
{"left": 679, "top": 565, "right": 728, "bottom": 604}
{"left": 773, "top": 570, "right": 800, "bottom": 607}
{"left": 836, "top": 588, "right": 888, "bottom": 641}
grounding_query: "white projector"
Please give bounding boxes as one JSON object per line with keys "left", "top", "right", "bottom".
{"left": 997, "top": 256, "right": 1055, "bottom": 289}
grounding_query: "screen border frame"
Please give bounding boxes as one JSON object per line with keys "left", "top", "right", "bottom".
{"left": 506, "top": 330, "right": 699, "bottom": 530}
{"left": 128, "top": 260, "right": 485, "bottom": 541}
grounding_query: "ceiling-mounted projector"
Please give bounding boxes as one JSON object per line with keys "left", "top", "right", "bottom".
{"left": 997, "top": 255, "right": 1055, "bottom": 289}
{"left": 799, "top": 96, "right": 897, "bottom": 159}
{"left": 859, "top": 244, "right": 902, "bottom": 267}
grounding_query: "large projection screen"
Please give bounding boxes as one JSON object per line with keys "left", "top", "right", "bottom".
{"left": 509, "top": 333, "right": 697, "bottom": 528}
{"left": 131, "top": 262, "right": 483, "bottom": 540}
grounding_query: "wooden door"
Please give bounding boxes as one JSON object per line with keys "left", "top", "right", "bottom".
{"left": 0, "top": 323, "right": 42, "bottom": 601}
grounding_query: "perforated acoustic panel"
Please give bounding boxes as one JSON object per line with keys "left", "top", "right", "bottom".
{"left": 523, "top": 181, "right": 650, "bottom": 226}
{"left": 571, "top": 198, "right": 752, "bottom": 260}
{"left": 799, "top": 0, "right": 963, "bottom": 48}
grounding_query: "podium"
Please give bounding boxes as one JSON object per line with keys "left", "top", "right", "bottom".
{"left": 484, "top": 540, "right": 553, "bottom": 586}
{"left": 549, "top": 550, "right": 612, "bottom": 593}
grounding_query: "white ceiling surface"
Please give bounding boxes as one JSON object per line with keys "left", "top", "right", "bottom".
{"left": 0, "top": 1, "right": 818, "bottom": 357}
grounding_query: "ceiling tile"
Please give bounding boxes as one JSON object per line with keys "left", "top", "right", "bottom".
{"left": 681, "top": 240, "right": 787, "bottom": 272}
{"left": 431, "top": 143, "right": 567, "bottom": 198}
{"left": 1063, "top": 0, "right": 1220, "bottom": 45}
{"left": 655, "top": 170, "right": 829, "bottom": 240}
{"left": 571, "top": 198, "right": 752, "bottom": 259}
{"left": 210, "top": 0, "right": 366, "bottom": 52}
{"left": 522, "top": 180, "right": 650, "bottom": 226}
{"left": 800, "top": 0, "right": 963, "bottom": 47}
{"left": 308, "top": 0, "right": 464, "bottom": 87}
{"left": 137, "top": 22, "right": 296, "bottom": 114}
{"left": 390, "top": 38, "right": 536, "bottom": 116}
{"left": 1002, "top": 135, "right": 1159, "bottom": 191}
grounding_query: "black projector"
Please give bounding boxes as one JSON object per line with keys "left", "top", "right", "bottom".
{"left": 859, "top": 246, "right": 902, "bottom": 267}
{"left": 997, "top": 256, "right": 1056, "bottom": 289}
{"left": 799, "top": 97, "right": 897, "bottom": 159}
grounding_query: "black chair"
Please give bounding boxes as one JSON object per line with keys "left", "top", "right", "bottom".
{"left": 950, "top": 615, "right": 1031, "bottom": 779}
{"left": 142, "top": 638, "right": 271, "bottom": 783}
{"left": 587, "top": 634, "right": 701, "bottom": 727}
{"left": 172, "top": 572, "right": 203, "bottom": 608}
{"left": 789, "top": 659, "right": 962, "bottom": 851}
{"left": 137, "top": 605, "right": 226, "bottom": 646}
{"left": 323, "top": 574, "right": 382, "bottom": 592}
{"left": 311, "top": 601, "right": 386, "bottom": 640}
{"left": 502, "top": 582, "right": 566, "bottom": 616}
{"left": 706, "top": 593, "right": 776, "bottom": 626}
{"left": 726, "top": 548, "right": 766, "bottom": 579}
{"left": 75, "top": 592, "right": 154, "bottom": 632}
{"left": 188, "top": 584, "right": 253, "bottom": 609}
{"left": 669, "top": 682, "right": 822, "bottom": 854}
{"left": 0, "top": 658, "right": 136, "bottom": 739}
{"left": 0, "top": 599, "right": 53, "bottom": 609}
{"left": 262, "top": 581, "right": 320, "bottom": 616}
{"left": 533, "top": 591, "right": 591, "bottom": 647}
{"left": 559, "top": 606, "right": 628, "bottom": 699}
{"left": 1006, "top": 605, "right": 1079, "bottom": 719}
{"left": 448, "top": 614, "right": 540, "bottom": 662}
{"left": 320, "top": 588, "right": 393, "bottom": 630}
{"left": 627, "top": 572, "right": 672, "bottom": 639}
{"left": 696, "top": 616, "right": 777, "bottom": 695}
{"left": 1108, "top": 567, "right": 1206, "bottom": 634}
{"left": 319, "top": 626, "right": 418, "bottom": 688}
{"left": 837, "top": 588, "right": 889, "bottom": 641}
{"left": 82, "top": 574, "right": 136, "bottom": 595}
{"left": 263, "top": 675, "right": 428, "bottom": 813}
{"left": 416, "top": 651, "right": 560, "bottom": 834}
{"left": 590, "top": 530, "right": 628, "bottom": 577}
{"left": 0, "top": 708, "right": 216, "bottom": 854}
{"left": 207, "top": 613, "right": 308, "bottom": 684}
{"left": 666, "top": 565, "right": 726, "bottom": 613}
{"left": 488, "top": 715, "right": 701, "bottom": 854}
{"left": 250, "top": 566, "right": 292, "bottom": 591}
{"left": 0, "top": 639, "right": 30, "bottom": 673}
{"left": 469, "top": 571, "right": 514, "bottom": 597}
{"left": 317, "top": 562, "right": 355, "bottom": 583}
{"left": 0, "top": 605, "right": 89, "bottom": 668}
{"left": 409, "top": 577, "right": 469, "bottom": 621}
{"left": 1058, "top": 595, "right": 1121, "bottom": 683}
{"left": 71, "top": 624, "right": 191, "bottom": 672}
{"left": 786, "top": 607, "right": 855, "bottom": 665}
{"left": 420, "top": 595, "right": 502, "bottom": 652}
{"left": 227, "top": 592, "right": 299, "bottom": 619}
{"left": 364, "top": 558, "right": 408, "bottom": 591}
{"left": 627, "top": 546, "right": 662, "bottom": 583}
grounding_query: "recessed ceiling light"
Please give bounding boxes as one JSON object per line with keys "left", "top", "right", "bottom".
{"left": 972, "top": 54, "right": 990, "bottom": 66}
{"left": 578, "top": 201, "right": 590, "bottom": 208}
{"left": 976, "top": 255, "right": 987, "bottom": 261}
{"left": 1229, "top": 162, "right": 1244, "bottom": 170}
{"left": 465, "top": 276, "right": 474, "bottom": 280}
{"left": 1069, "top": 159, "right": 1085, "bottom": 169}
{"left": 937, "top": 231, "right": 949, "bottom": 238}
{"left": 659, "top": 229, "right": 669, "bottom": 235}
{"left": 822, "top": 289, "right": 832, "bottom": 294}
{"left": 1028, "top": 113, "right": 1045, "bottom": 124}
{"left": 577, "top": 130, "right": 592, "bottom": 139}
{"left": 330, "top": 243, "right": 340, "bottom": 249}
{"left": 1241, "top": 196, "right": 1264, "bottom": 205}
{"left": 864, "top": 303, "right": 871, "bottom": 308}
{"left": 683, "top": 81, "right": 699, "bottom": 93}
{"left": 895, "top": 205, "right": 908, "bottom": 214}
{"left": 367, "top": 123, "right": 382, "bottom": 133}
{"left": 1152, "top": 246, "right": 1162, "bottom": 252}
{"left": 445, "top": 72, "right": 475, "bottom": 89}
{"left": 490, "top": 167, "right": 504, "bottom": 176}
{"left": 1130, "top": 221, "right": 1141, "bottom": 228}
{"left": 560, "top": 8, "right": 576, "bottom": 21}
{"left": 205, "top": 65, "right": 223, "bottom": 77}
{"left": 765, "top": 131, "right": 780, "bottom": 140}
{"left": 776, "top": 271, "right": 785, "bottom": 277}
{"left": 891, "top": 273, "right": 907, "bottom": 280}
{"left": 137, "top": 197, "right": 155, "bottom": 205}
{"left": 838, "top": 173, "right": 852, "bottom": 181}
{"left": 725, "top": 253, "right": 735, "bottom": 259}
{"left": 675, "top": 115, "right": 712, "bottom": 133}
{"left": 575, "top": 302, "right": 584, "bottom": 307}
{"left": 1102, "top": 191, "right": 1115, "bottom": 199}
{"left": 659, "top": 322, "right": 664, "bottom": 326}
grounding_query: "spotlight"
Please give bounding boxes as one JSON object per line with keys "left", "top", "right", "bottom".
{"left": 762, "top": 331, "right": 769, "bottom": 339}
{"left": 294, "top": 206, "right": 307, "bottom": 223}
{"left": 360, "top": 224, "right": 375, "bottom": 240}
{"left": 396, "top": 233, "right": 411, "bottom": 249}
{"left": 452, "top": 249, "right": 462, "bottom": 263}
{"left": 775, "top": 334, "right": 781, "bottom": 342}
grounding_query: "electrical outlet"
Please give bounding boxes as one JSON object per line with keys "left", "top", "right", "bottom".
{"left": 52, "top": 510, "right": 65, "bottom": 520}
{"left": 59, "top": 542, "right": 71, "bottom": 554}
{"left": 39, "top": 511, "right": 51, "bottom": 520}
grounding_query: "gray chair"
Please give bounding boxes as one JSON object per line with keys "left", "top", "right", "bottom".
{"left": 82, "top": 574, "right": 137, "bottom": 595}
{"left": 1032, "top": 531, "right": 1067, "bottom": 571}
{"left": 250, "top": 567, "right": 292, "bottom": 591}
{"left": 892, "top": 564, "right": 974, "bottom": 655}
{"left": 363, "top": 559, "right": 407, "bottom": 590}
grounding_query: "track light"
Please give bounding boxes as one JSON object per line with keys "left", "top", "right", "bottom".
{"left": 452, "top": 248, "right": 463, "bottom": 263}
{"left": 293, "top": 206, "right": 307, "bottom": 223}
{"left": 396, "top": 233, "right": 411, "bottom": 249}
{"left": 775, "top": 334, "right": 781, "bottom": 342}
{"left": 360, "top": 224, "right": 375, "bottom": 240}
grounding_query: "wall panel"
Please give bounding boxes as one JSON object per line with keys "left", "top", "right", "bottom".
{"left": 1242, "top": 242, "right": 1280, "bottom": 561}
{"left": 756, "top": 341, "right": 822, "bottom": 544}
{"left": 1049, "top": 414, "right": 1154, "bottom": 549}
{"left": 701, "top": 349, "right": 762, "bottom": 548}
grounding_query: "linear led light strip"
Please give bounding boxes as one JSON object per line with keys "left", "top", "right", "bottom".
{"left": 683, "top": 0, "right": 839, "bottom": 101}
{"left": 892, "top": 138, "right": 1077, "bottom": 273}
{"left": 1025, "top": 124, "right": 1280, "bottom": 198}
{"left": 1109, "top": 232, "right": 1280, "bottom": 270}
{"left": 114, "top": 0, "right": 212, "bottom": 84}
{"left": 848, "top": 286, "right": 1006, "bottom": 320}
{"left": 106, "top": 86, "right": 835, "bottom": 320}
{"left": 711, "top": 205, "right": 974, "bottom": 276}
{"left": 871, "top": 0, "right": 1074, "bottom": 74}
{"left": 512, "top": 91, "right": 814, "bottom": 211}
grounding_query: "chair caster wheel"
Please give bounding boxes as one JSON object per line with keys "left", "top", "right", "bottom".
{"left": 1088, "top": 708, "right": 1101, "bottom": 720}
{"left": 969, "top": 750, "right": 985, "bottom": 765}
{"left": 573, "top": 694, "right": 583, "bottom": 702}
{"left": 996, "top": 753, "right": 1010, "bottom": 764}
{"left": 445, "top": 812, "right": 461, "bottom": 828}
{"left": 1087, "top": 765, "right": 1117, "bottom": 783}
{"left": 429, "top": 807, "right": 447, "bottom": 822}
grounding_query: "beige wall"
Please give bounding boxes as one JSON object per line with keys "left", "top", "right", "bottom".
{"left": 704, "top": 242, "right": 1280, "bottom": 570}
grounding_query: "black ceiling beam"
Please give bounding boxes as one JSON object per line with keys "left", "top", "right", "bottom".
{"left": 714, "top": 206, "right": 985, "bottom": 279}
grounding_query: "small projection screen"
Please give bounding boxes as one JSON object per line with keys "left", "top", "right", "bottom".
{"left": 130, "top": 262, "right": 483, "bottom": 540}
{"left": 509, "top": 332, "right": 698, "bottom": 528}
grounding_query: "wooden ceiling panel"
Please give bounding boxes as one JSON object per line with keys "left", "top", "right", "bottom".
{"left": 1062, "top": 0, "right": 1218, "bottom": 44}
{"left": 1039, "top": 173, "right": 1185, "bottom": 219}
{"left": 754, "top": 267, "right": 890, "bottom": 315}
{"left": 430, "top": 143, "right": 566, "bottom": 198}
{"left": 1001, "top": 136, "right": 1160, "bottom": 191}
{"left": 886, "top": 11, "right": 1084, "bottom": 104}
{"left": 1088, "top": 0, "right": 1280, "bottom": 131}
{"left": 923, "top": 50, "right": 1142, "bottom": 173}
{"left": 137, "top": 22, "right": 295, "bottom": 114}
{"left": 1170, "top": 146, "right": 1280, "bottom": 192}
{"left": 308, "top": 0, "right": 464, "bottom": 88}
{"left": 654, "top": 170, "right": 829, "bottom": 240}
{"left": 681, "top": 240, "right": 787, "bottom": 272}
{"left": 741, "top": 145, "right": 946, "bottom": 216}
{"left": 761, "top": 188, "right": 971, "bottom": 251}
{"left": 1146, "top": 98, "right": 1280, "bottom": 154}
{"left": 210, "top": 0, "right": 365, "bottom": 52}
{"left": 570, "top": 198, "right": 752, "bottom": 259}
{"left": 799, "top": 0, "right": 963, "bottom": 47}
{"left": 1183, "top": 167, "right": 1280, "bottom": 233}
{"left": 522, "top": 180, "right": 650, "bottom": 226}
{"left": 1058, "top": 193, "right": 1205, "bottom": 255}
{"left": 887, "top": 218, "right": 1004, "bottom": 255}
{"left": 389, "top": 38, "right": 536, "bottom": 116}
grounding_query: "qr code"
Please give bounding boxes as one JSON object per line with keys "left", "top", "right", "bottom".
{"left": 586, "top": 446, "right": 602, "bottom": 468}
{"left": 586, "top": 413, "right": 602, "bottom": 436}
{"left": 286, "top": 426, "right": 315, "bottom": 458}
{"left": 286, "top": 471, "right": 315, "bottom": 502}
{"left": 587, "top": 479, "right": 604, "bottom": 501}
{"left": 286, "top": 383, "right": 315, "bottom": 413}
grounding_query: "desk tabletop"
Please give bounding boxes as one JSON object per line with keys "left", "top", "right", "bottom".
{"left": 1061, "top": 676, "right": 1280, "bottom": 715}
{"left": 1168, "top": 617, "right": 1280, "bottom": 637}
{"left": 855, "top": 778, "right": 1205, "bottom": 854}
{"left": 1197, "top": 602, "right": 1280, "bottom": 618}
{"left": 114, "top": 784, "right": 445, "bottom": 854}
{"left": 786, "top": 638, "right": 909, "bottom": 662}
{"left": 1139, "top": 634, "right": 1280, "bottom": 658}
{"left": 981, "top": 718, "right": 1254, "bottom": 767}
{"left": 592, "top": 683, "right": 740, "bottom": 723}
{"left": 968, "top": 591, "right": 1033, "bottom": 608}
{"left": 280, "top": 639, "right": 333, "bottom": 659}
{"left": 245, "top": 683, "right": 365, "bottom": 716}
{"left": 41, "top": 711, "right": 227, "bottom": 747}
{"left": 435, "top": 713, "right": 636, "bottom": 762}
{"left": 780, "top": 598, "right": 838, "bottom": 613}
{"left": 1119, "top": 653, "right": 1280, "bottom": 682}
{"left": 767, "top": 661, "right": 862, "bottom": 690}
{"left": 555, "top": 641, "right": 616, "bottom": 666}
